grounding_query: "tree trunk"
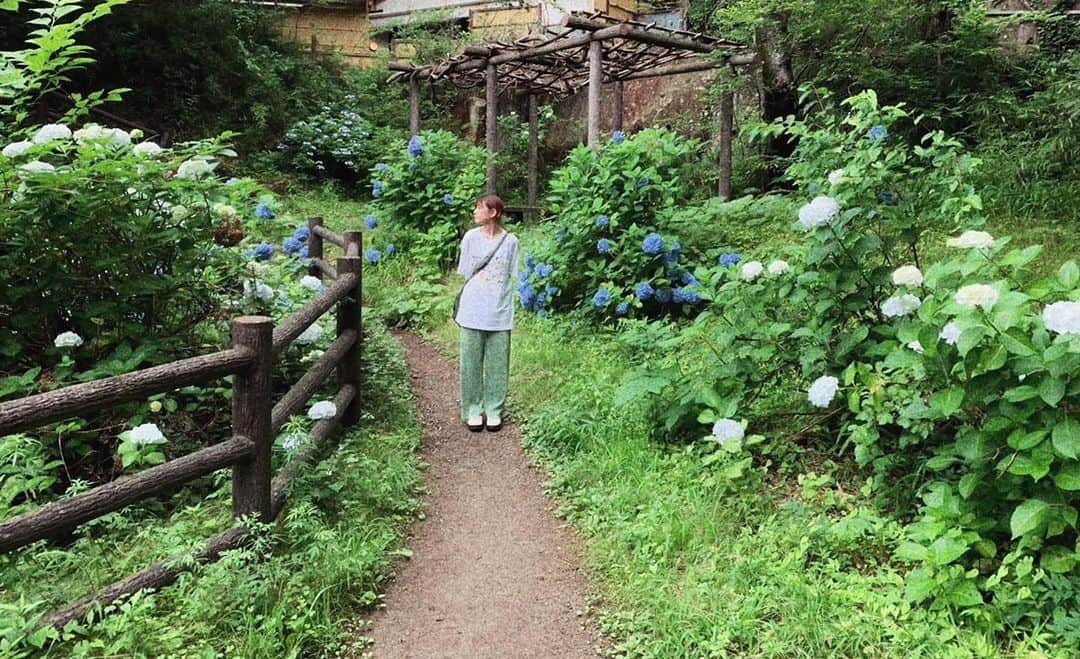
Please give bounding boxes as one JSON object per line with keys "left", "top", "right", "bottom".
{"left": 755, "top": 11, "right": 797, "bottom": 188}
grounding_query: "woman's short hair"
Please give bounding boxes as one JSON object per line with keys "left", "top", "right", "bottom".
{"left": 476, "top": 195, "right": 504, "bottom": 221}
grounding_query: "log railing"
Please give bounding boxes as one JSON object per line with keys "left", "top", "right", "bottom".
{"left": 0, "top": 218, "right": 362, "bottom": 629}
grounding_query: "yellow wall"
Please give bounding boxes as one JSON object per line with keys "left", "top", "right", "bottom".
{"left": 276, "top": 7, "right": 388, "bottom": 67}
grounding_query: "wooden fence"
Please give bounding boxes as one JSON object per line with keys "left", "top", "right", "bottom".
{"left": 0, "top": 218, "right": 361, "bottom": 629}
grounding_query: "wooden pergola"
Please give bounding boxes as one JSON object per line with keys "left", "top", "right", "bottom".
{"left": 387, "top": 13, "right": 755, "bottom": 213}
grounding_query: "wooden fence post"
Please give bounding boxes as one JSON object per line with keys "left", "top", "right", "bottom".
{"left": 231, "top": 316, "right": 273, "bottom": 522}
{"left": 308, "top": 216, "right": 324, "bottom": 279}
{"left": 343, "top": 230, "right": 361, "bottom": 258}
{"left": 336, "top": 255, "right": 362, "bottom": 425}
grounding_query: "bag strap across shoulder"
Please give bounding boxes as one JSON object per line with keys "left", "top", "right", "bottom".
{"left": 464, "top": 231, "right": 509, "bottom": 283}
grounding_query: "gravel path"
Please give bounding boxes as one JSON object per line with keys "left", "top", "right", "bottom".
{"left": 360, "top": 331, "right": 604, "bottom": 659}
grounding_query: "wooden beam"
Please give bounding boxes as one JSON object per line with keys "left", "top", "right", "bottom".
{"left": 408, "top": 77, "right": 420, "bottom": 137}
{"left": 230, "top": 316, "right": 273, "bottom": 523}
{"left": 587, "top": 40, "right": 602, "bottom": 150}
{"left": 527, "top": 93, "right": 539, "bottom": 221}
{"left": 616, "top": 54, "right": 755, "bottom": 82}
{"left": 486, "top": 62, "right": 498, "bottom": 194}
{"left": 562, "top": 15, "right": 723, "bottom": 54}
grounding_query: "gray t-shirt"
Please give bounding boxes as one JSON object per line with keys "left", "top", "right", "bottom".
{"left": 455, "top": 228, "right": 520, "bottom": 331}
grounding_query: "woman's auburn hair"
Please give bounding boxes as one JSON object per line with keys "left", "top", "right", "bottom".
{"left": 476, "top": 194, "right": 504, "bottom": 222}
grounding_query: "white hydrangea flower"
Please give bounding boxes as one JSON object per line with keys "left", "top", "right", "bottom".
{"left": 711, "top": 418, "right": 744, "bottom": 447}
{"left": 892, "top": 265, "right": 923, "bottom": 287}
{"left": 767, "top": 260, "right": 790, "bottom": 276}
{"left": 308, "top": 400, "right": 337, "bottom": 420}
{"left": 128, "top": 423, "right": 166, "bottom": 445}
{"left": 300, "top": 275, "right": 323, "bottom": 292}
{"left": 132, "top": 141, "right": 163, "bottom": 157}
{"left": 243, "top": 280, "right": 275, "bottom": 301}
{"left": 170, "top": 205, "right": 191, "bottom": 221}
{"left": 32, "top": 123, "right": 71, "bottom": 144}
{"left": 827, "top": 169, "right": 845, "bottom": 185}
{"left": 882, "top": 294, "right": 921, "bottom": 318}
{"left": 74, "top": 123, "right": 108, "bottom": 143}
{"left": 282, "top": 434, "right": 303, "bottom": 452}
{"left": 53, "top": 331, "right": 83, "bottom": 348}
{"left": 211, "top": 203, "right": 237, "bottom": 217}
{"left": 246, "top": 261, "right": 270, "bottom": 277}
{"left": 797, "top": 196, "right": 840, "bottom": 230}
{"left": 107, "top": 128, "right": 131, "bottom": 147}
{"left": 295, "top": 323, "right": 323, "bottom": 345}
{"left": 808, "top": 375, "right": 840, "bottom": 408}
{"left": 955, "top": 284, "right": 999, "bottom": 310}
{"left": 19, "top": 160, "right": 55, "bottom": 174}
{"left": 176, "top": 158, "right": 211, "bottom": 179}
{"left": 1043, "top": 301, "right": 1080, "bottom": 336}
{"left": 907, "top": 340, "right": 924, "bottom": 354}
{"left": 740, "top": 261, "right": 764, "bottom": 281}
{"left": 946, "top": 230, "right": 995, "bottom": 249}
{"left": 2, "top": 140, "right": 32, "bottom": 158}
{"left": 939, "top": 321, "right": 961, "bottom": 346}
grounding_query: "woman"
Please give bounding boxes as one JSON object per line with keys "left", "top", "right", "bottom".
{"left": 455, "top": 195, "right": 520, "bottom": 432}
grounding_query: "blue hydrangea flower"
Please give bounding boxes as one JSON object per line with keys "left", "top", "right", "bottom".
{"left": 518, "top": 270, "right": 531, "bottom": 284}
{"left": 878, "top": 191, "right": 897, "bottom": 206}
{"left": 255, "top": 203, "right": 274, "bottom": 219}
{"left": 643, "top": 233, "right": 664, "bottom": 255}
{"left": 292, "top": 226, "right": 311, "bottom": 242}
{"left": 719, "top": 253, "right": 741, "bottom": 267}
{"left": 544, "top": 285, "right": 560, "bottom": 296}
{"left": 385, "top": 243, "right": 396, "bottom": 256}
{"left": 808, "top": 182, "right": 820, "bottom": 195}
{"left": 596, "top": 215, "right": 609, "bottom": 227}
{"left": 443, "top": 193, "right": 454, "bottom": 205}
{"left": 365, "top": 248, "right": 381, "bottom": 264}
{"left": 593, "top": 288, "right": 611, "bottom": 308}
{"left": 868, "top": 125, "right": 888, "bottom": 142}
{"left": 519, "top": 285, "right": 535, "bottom": 309}
{"left": 681, "top": 272, "right": 699, "bottom": 286}
{"left": 673, "top": 287, "right": 700, "bottom": 304}
{"left": 283, "top": 237, "right": 303, "bottom": 255}
{"left": 536, "top": 264, "right": 554, "bottom": 278}
{"left": 664, "top": 242, "right": 681, "bottom": 264}
{"left": 253, "top": 242, "right": 274, "bottom": 261}
{"left": 372, "top": 181, "right": 383, "bottom": 198}
{"left": 364, "top": 215, "right": 377, "bottom": 230}
{"left": 299, "top": 245, "right": 309, "bottom": 258}
{"left": 407, "top": 135, "right": 423, "bottom": 158}
{"left": 612, "top": 131, "right": 624, "bottom": 145}
{"left": 525, "top": 255, "right": 536, "bottom": 270}
{"left": 635, "top": 282, "right": 654, "bottom": 301}
{"left": 375, "top": 162, "right": 388, "bottom": 172}
{"left": 615, "top": 301, "right": 629, "bottom": 315}
{"left": 597, "top": 238, "right": 612, "bottom": 254}
{"left": 655, "top": 288, "right": 672, "bottom": 304}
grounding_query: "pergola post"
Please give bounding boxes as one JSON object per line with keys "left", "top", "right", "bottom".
{"left": 527, "top": 93, "right": 539, "bottom": 222}
{"left": 408, "top": 77, "right": 421, "bottom": 138}
{"left": 587, "top": 40, "right": 602, "bottom": 150}
{"left": 718, "top": 78, "right": 734, "bottom": 201}
{"left": 485, "top": 62, "right": 498, "bottom": 194}
{"left": 612, "top": 80, "right": 624, "bottom": 133}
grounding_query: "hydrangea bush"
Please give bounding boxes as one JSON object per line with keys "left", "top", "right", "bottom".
{"left": 521, "top": 129, "right": 706, "bottom": 320}
{"left": 617, "top": 91, "right": 1080, "bottom": 626}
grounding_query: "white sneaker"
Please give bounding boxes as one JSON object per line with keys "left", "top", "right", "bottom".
{"left": 466, "top": 415, "right": 484, "bottom": 432}
{"left": 485, "top": 416, "right": 502, "bottom": 432}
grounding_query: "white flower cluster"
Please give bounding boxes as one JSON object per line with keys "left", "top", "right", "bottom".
{"left": 907, "top": 340, "right": 924, "bottom": 354}
{"left": 741, "top": 261, "right": 764, "bottom": 281}
{"left": 132, "top": 141, "right": 163, "bottom": 157}
{"left": 767, "top": 260, "right": 790, "bottom": 276}
{"left": 939, "top": 321, "right": 961, "bottom": 346}
{"left": 827, "top": 169, "right": 845, "bottom": 186}
{"left": 176, "top": 158, "right": 212, "bottom": 180}
{"left": 128, "top": 423, "right": 166, "bottom": 446}
{"left": 891, "top": 265, "right": 923, "bottom": 287}
{"left": 296, "top": 323, "right": 323, "bottom": 345}
{"left": 33, "top": 123, "right": 72, "bottom": 144}
{"left": 300, "top": 275, "right": 323, "bottom": 292}
{"left": 2, "top": 140, "right": 31, "bottom": 158}
{"left": 955, "top": 284, "right": 998, "bottom": 310}
{"left": 1043, "top": 301, "right": 1080, "bottom": 336}
{"left": 882, "top": 294, "right": 921, "bottom": 318}
{"left": 308, "top": 400, "right": 337, "bottom": 420}
{"left": 797, "top": 196, "right": 840, "bottom": 230}
{"left": 211, "top": 203, "right": 237, "bottom": 218}
{"left": 73, "top": 124, "right": 130, "bottom": 147}
{"left": 53, "top": 331, "right": 83, "bottom": 348}
{"left": 808, "top": 375, "right": 840, "bottom": 408}
{"left": 946, "top": 230, "right": 994, "bottom": 249}
{"left": 243, "top": 280, "right": 274, "bottom": 301}
{"left": 711, "top": 418, "right": 744, "bottom": 447}
{"left": 282, "top": 434, "right": 303, "bottom": 452}
{"left": 19, "top": 161, "right": 55, "bottom": 175}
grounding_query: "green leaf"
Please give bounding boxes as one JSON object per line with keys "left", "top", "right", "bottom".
{"left": 1003, "top": 385, "right": 1039, "bottom": 402}
{"left": 944, "top": 580, "right": 983, "bottom": 608}
{"left": 1039, "top": 377, "right": 1066, "bottom": 407}
{"left": 895, "top": 541, "right": 929, "bottom": 562}
{"left": 904, "top": 568, "right": 937, "bottom": 603}
{"left": 1053, "top": 464, "right": 1080, "bottom": 491}
{"left": 1052, "top": 418, "right": 1080, "bottom": 460}
{"left": 929, "top": 536, "right": 969, "bottom": 565}
{"left": 1058, "top": 260, "right": 1079, "bottom": 289}
{"left": 958, "top": 472, "right": 981, "bottom": 498}
{"left": 1011, "top": 499, "right": 1050, "bottom": 538}
{"left": 930, "top": 387, "right": 964, "bottom": 417}
{"left": 957, "top": 326, "right": 985, "bottom": 357}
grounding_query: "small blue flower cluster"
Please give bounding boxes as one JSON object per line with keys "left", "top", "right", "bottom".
{"left": 443, "top": 193, "right": 454, "bottom": 205}
{"left": 247, "top": 242, "right": 274, "bottom": 261}
{"left": 282, "top": 225, "right": 311, "bottom": 256}
{"left": 593, "top": 288, "right": 611, "bottom": 308}
{"left": 611, "top": 131, "right": 624, "bottom": 145}
{"left": 364, "top": 215, "right": 378, "bottom": 230}
{"left": 867, "top": 125, "right": 888, "bottom": 143}
{"left": 407, "top": 135, "right": 424, "bottom": 158}
{"left": 385, "top": 243, "right": 396, "bottom": 256}
{"left": 719, "top": 252, "right": 741, "bottom": 267}
{"left": 596, "top": 215, "right": 609, "bottom": 227}
{"left": 375, "top": 162, "right": 388, "bottom": 172}
{"left": 518, "top": 257, "right": 558, "bottom": 313}
{"left": 365, "top": 248, "right": 381, "bottom": 264}
{"left": 255, "top": 203, "right": 274, "bottom": 219}
{"left": 643, "top": 232, "right": 665, "bottom": 255}
{"left": 372, "top": 181, "right": 383, "bottom": 198}
{"left": 664, "top": 241, "right": 682, "bottom": 264}
{"left": 597, "top": 238, "right": 612, "bottom": 254}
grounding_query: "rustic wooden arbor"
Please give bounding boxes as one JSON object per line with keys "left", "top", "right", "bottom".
{"left": 388, "top": 13, "right": 755, "bottom": 209}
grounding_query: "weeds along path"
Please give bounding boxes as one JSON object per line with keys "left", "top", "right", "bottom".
{"left": 360, "top": 331, "right": 603, "bottom": 659}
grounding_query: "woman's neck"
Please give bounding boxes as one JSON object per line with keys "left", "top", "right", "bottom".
{"left": 481, "top": 224, "right": 502, "bottom": 238}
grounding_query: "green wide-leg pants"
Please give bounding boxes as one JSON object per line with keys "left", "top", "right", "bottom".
{"left": 459, "top": 327, "right": 510, "bottom": 421}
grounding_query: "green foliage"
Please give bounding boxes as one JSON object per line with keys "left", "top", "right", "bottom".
{"left": 368, "top": 130, "right": 486, "bottom": 269}
{"left": 522, "top": 129, "right": 707, "bottom": 320}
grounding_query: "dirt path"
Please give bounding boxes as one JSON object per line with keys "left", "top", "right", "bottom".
{"left": 360, "top": 332, "right": 604, "bottom": 659}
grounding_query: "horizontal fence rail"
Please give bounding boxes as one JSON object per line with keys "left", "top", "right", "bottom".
{"left": 1, "top": 217, "right": 364, "bottom": 631}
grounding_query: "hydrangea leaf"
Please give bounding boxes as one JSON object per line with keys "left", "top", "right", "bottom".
{"left": 1038, "top": 377, "right": 1066, "bottom": 407}
{"left": 1052, "top": 418, "right": 1080, "bottom": 460}
{"left": 1011, "top": 499, "right": 1050, "bottom": 539}
{"left": 1058, "top": 260, "right": 1079, "bottom": 289}
{"left": 1052, "top": 464, "right": 1080, "bottom": 491}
